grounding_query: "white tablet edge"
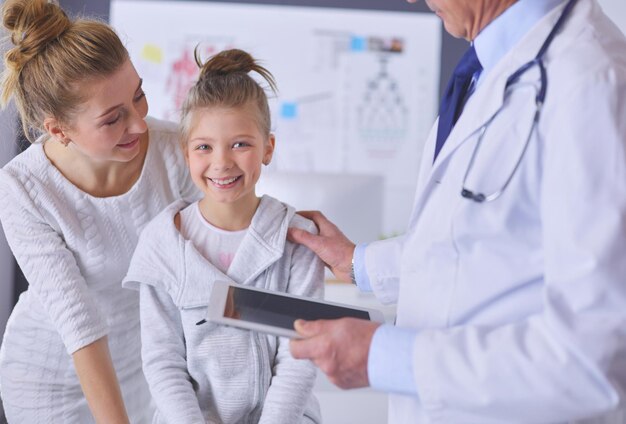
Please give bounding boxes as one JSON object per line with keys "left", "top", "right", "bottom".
{"left": 206, "top": 280, "right": 385, "bottom": 339}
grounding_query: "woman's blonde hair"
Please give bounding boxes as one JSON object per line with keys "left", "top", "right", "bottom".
{"left": 180, "top": 48, "right": 277, "bottom": 146}
{"left": 0, "top": 0, "right": 129, "bottom": 141}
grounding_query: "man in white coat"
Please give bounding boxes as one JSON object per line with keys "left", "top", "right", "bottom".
{"left": 289, "top": 0, "right": 626, "bottom": 422}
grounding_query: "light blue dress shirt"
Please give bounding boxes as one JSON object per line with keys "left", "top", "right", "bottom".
{"left": 356, "top": 0, "right": 566, "bottom": 396}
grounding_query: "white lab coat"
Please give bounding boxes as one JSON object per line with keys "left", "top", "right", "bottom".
{"left": 364, "top": 1, "right": 626, "bottom": 423}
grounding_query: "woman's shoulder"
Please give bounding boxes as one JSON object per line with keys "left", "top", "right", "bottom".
{"left": 0, "top": 141, "right": 55, "bottom": 203}
{"left": 146, "top": 116, "right": 179, "bottom": 147}
{"left": 144, "top": 116, "right": 186, "bottom": 176}
{"left": 1, "top": 141, "right": 47, "bottom": 180}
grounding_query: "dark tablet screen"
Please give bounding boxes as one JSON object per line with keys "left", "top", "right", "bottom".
{"left": 224, "top": 286, "right": 371, "bottom": 331}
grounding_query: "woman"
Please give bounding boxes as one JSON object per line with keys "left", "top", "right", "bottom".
{"left": 0, "top": 0, "right": 197, "bottom": 422}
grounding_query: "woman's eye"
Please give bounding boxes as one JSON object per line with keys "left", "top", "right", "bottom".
{"left": 134, "top": 90, "right": 146, "bottom": 102}
{"left": 105, "top": 115, "right": 121, "bottom": 126}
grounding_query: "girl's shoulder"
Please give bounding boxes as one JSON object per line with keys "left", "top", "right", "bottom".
{"left": 139, "top": 200, "right": 188, "bottom": 243}
{"left": 289, "top": 211, "right": 318, "bottom": 235}
{"left": 123, "top": 200, "right": 188, "bottom": 293}
{"left": 253, "top": 194, "right": 318, "bottom": 235}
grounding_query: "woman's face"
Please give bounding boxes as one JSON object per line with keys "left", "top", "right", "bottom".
{"left": 50, "top": 59, "right": 149, "bottom": 163}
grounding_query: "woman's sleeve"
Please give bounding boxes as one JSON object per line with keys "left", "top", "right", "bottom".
{"left": 259, "top": 220, "right": 324, "bottom": 424}
{"left": 0, "top": 172, "right": 107, "bottom": 354}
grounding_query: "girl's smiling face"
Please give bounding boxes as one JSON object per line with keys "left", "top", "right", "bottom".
{"left": 185, "top": 104, "right": 274, "bottom": 209}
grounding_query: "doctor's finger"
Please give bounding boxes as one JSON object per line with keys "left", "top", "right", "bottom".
{"left": 290, "top": 335, "right": 323, "bottom": 360}
{"left": 288, "top": 227, "right": 324, "bottom": 253}
{"left": 290, "top": 320, "right": 333, "bottom": 357}
{"left": 296, "top": 210, "right": 340, "bottom": 235}
{"left": 295, "top": 210, "right": 325, "bottom": 224}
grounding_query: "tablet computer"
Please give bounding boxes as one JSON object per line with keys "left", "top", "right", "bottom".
{"left": 203, "top": 280, "right": 385, "bottom": 338}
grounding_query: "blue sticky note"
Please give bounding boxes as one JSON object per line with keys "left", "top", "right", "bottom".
{"left": 351, "top": 36, "right": 366, "bottom": 52}
{"left": 281, "top": 102, "right": 298, "bottom": 119}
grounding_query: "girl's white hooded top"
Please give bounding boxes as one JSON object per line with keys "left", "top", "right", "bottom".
{"left": 123, "top": 195, "right": 324, "bottom": 424}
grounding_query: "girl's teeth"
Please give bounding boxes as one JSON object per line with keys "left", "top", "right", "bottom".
{"left": 212, "top": 176, "right": 238, "bottom": 185}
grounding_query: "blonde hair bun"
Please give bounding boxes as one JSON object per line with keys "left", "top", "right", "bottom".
{"left": 2, "top": 0, "right": 71, "bottom": 72}
{"left": 197, "top": 48, "right": 277, "bottom": 93}
{"left": 199, "top": 49, "right": 255, "bottom": 77}
{"left": 1, "top": 0, "right": 128, "bottom": 141}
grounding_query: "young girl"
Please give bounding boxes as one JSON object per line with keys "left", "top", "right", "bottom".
{"left": 123, "top": 49, "right": 323, "bottom": 423}
{"left": 0, "top": 1, "right": 197, "bottom": 422}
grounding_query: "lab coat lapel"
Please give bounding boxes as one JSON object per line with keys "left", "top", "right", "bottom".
{"left": 432, "top": 71, "right": 508, "bottom": 168}
{"left": 226, "top": 195, "right": 290, "bottom": 286}
{"left": 412, "top": 2, "right": 566, "bottom": 214}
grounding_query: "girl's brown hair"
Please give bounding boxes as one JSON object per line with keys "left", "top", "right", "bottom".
{"left": 1, "top": 0, "right": 129, "bottom": 141}
{"left": 180, "top": 48, "right": 277, "bottom": 145}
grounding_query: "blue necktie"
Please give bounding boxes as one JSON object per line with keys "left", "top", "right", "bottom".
{"left": 434, "top": 46, "right": 482, "bottom": 161}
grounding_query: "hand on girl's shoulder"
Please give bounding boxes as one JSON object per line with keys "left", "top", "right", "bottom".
{"left": 289, "top": 212, "right": 319, "bottom": 236}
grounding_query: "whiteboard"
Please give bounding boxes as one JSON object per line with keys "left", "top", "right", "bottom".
{"left": 110, "top": 1, "right": 442, "bottom": 236}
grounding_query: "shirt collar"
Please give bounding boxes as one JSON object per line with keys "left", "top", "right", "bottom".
{"left": 473, "top": 0, "right": 566, "bottom": 78}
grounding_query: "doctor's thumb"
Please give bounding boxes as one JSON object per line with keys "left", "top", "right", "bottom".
{"left": 294, "top": 319, "right": 323, "bottom": 337}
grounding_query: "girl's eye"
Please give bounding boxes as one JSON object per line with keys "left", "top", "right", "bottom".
{"left": 233, "top": 141, "right": 249, "bottom": 149}
{"left": 196, "top": 144, "right": 211, "bottom": 151}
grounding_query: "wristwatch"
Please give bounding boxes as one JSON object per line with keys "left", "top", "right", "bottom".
{"left": 350, "top": 255, "right": 357, "bottom": 285}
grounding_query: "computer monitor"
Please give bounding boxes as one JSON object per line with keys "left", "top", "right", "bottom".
{"left": 256, "top": 172, "right": 383, "bottom": 245}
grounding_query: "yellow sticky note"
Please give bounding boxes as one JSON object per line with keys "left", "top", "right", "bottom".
{"left": 141, "top": 44, "right": 163, "bottom": 64}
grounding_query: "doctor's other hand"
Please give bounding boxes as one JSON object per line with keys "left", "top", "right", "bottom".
{"left": 290, "top": 318, "right": 381, "bottom": 389}
{"left": 288, "top": 210, "right": 355, "bottom": 283}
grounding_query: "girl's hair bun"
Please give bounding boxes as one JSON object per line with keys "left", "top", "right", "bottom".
{"left": 198, "top": 48, "right": 256, "bottom": 77}
{"left": 197, "top": 48, "right": 277, "bottom": 93}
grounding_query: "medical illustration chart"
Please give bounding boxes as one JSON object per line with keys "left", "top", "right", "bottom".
{"left": 111, "top": 1, "right": 441, "bottom": 235}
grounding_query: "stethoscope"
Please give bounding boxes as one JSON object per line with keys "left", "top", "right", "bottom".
{"left": 460, "top": 0, "right": 579, "bottom": 203}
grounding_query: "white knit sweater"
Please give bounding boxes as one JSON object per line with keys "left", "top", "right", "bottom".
{"left": 0, "top": 117, "right": 198, "bottom": 423}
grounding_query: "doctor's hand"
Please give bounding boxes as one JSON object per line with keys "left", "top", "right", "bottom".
{"left": 290, "top": 318, "right": 381, "bottom": 389}
{"left": 288, "top": 210, "right": 355, "bottom": 283}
